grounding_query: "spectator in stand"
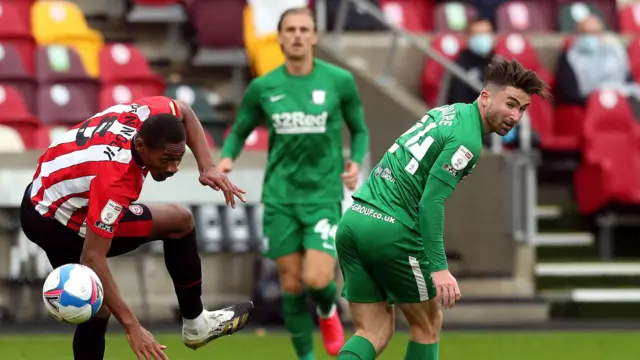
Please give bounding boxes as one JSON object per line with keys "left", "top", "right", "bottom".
{"left": 554, "top": 15, "right": 637, "bottom": 107}
{"left": 446, "top": 17, "right": 495, "bottom": 105}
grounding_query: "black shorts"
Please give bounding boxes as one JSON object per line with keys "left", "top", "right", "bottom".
{"left": 20, "top": 184, "right": 154, "bottom": 269}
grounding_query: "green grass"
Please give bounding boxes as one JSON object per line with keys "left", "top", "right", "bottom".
{"left": 1, "top": 331, "right": 639, "bottom": 359}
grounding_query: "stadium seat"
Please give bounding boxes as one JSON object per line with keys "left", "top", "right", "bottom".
{"left": 420, "top": 33, "right": 466, "bottom": 107}
{"left": 185, "top": 0, "right": 244, "bottom": 49}
{"left": 223, "top": 126, "right": 268, "bottom": 152}
{"left": 619, "top": 4, "right": 640, "bottom": 34}
{"left": 557, "top": 1, "right": 609, "bottom": 32}
{"left": 132, "top": 0, "right": 181, "bottom": 4}
{"left": 0, "top": 124, "right": 26, "bottom": 152}
{"left": 583, "top": 89, "right": 638, "bottom": 136}
{"left": 554, "top": 104, "right": 585, "bottom": 142}
{"left": 164, "top": 84, "right": 217, "bottom": 123}
{"left": 31, "top": 0, "right": 104, "bottom": 77}
{"left": 0, "top": 85, "right": 39, "bottom": 148}
{"left": 575, "top": 131, "right": 640, "bottom": 214}
{"left": 0, "top": 43, "right": 38, "bottom": 113}
{"left": 99, "top": 43, "right": 165, "bottom": 94}
{"left": 2, "top": 0, "right": 35, "bottom": 26}
{"left": 556, "top": 0, "right": 618, "bottom": 30}
{"left": 35, "top": 45, "right": 100, "bottom": 109}
{"left": 33, "top": 125, "right": 69, "bottom": 149}
{"left": 528, "top": 96, "right": 580, "bottom": 151}
{"left": 324, "top": 0, "right": 387, "bottom": 31}
{"left": 0, "top": 1, "right": 36, "bottom": 74}
{"left": 493, "top": 33, "right": 554, "bottom": 88}
{"left": 380, "top": 0, "right": 434, "bottom": 32}
{"left": 433, "top": 2, "right": 479, "bottom": 33}
{"left": 253, "top": 35, "right": 285, "bottom": 76}
{"left": 495, "top": 1, "right": 553, "bottom": 33}
{"left": 37, "top": 84, "right": 96, "bottom": 126}
{"left": 99, "top": 83, "right": 161, "bottom": 109}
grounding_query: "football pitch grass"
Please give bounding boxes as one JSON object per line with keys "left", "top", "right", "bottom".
{"left": 1, "top": 330, "right": 638, "bottom": 359}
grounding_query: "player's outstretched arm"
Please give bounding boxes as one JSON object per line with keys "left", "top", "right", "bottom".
{"left": 219, "top": 81, "right": 264, "bottom": 173}
{"left": 175, "top": 99, "right": 246, "bottom": 207}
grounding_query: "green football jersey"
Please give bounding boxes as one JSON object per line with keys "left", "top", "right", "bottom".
{"left": 222, "top": 59, "right": 369, "bottom": 204}
{"left": 353, "top": 101, "right": 484, "bottom": 232}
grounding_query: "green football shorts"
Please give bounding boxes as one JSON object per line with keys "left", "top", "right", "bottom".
{"left": 336, "top": 200, "right": 437, "bottom": 304}
{"left": 262, "top": 202, "right": 342, "bottom": 259}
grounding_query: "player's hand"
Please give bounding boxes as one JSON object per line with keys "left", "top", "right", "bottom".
{"left": 125, "top": 325, "right": 168, "bottom": 360}
{"left": 218, "top": 158, "right": 233, "bottom": 174}
{"left": 342, "top": 160, "right": 360, "bottom": 191}
{"left": 199, "top": 166, "right": 246, "bottom": 208}
{"left": 431, "top": 269, "right": 461, "bottom": 309}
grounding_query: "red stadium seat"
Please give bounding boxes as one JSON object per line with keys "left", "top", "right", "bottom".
{"left": 493, "top": 33, "right": 554, "bottom": 88}
{"left": 99, "top": 83, "right": 162, "bottom": 109}
{"left": 36, "top": 45, "right": 100, "bottom": 108}
{"left": 99, "top": 43, "right": 165, "bottom": 94}
{"left": 528, "top": 97, "right": 580, "bottom": 151}
{"left": 37, "top": 84, "right": 96, "bottom": 126}
{"left": 380, "top": 0, "right": 433, "bottom": 32}
{"left": 554, "top": 104, "right": 584, "bottom": 141}
{"left": 420, "top": 33, "right": 466, "bottom": 107}
{"left": 619, "top": 4, "right": 640, "bottom": 34}
{"left": 495, "top": 1, "right": 553, "bottom": 33}
{"left": 433, "top": 2, "right": 478, "bottom": 33}
{"left": 575, "top": 132, "right": 640, "bottom": 214}
{"left": 0, "top": 43, "right": 38, "bottom": 113}
{"left": 185, "top": 0, "right": 244, "bottom": 48}
{"left": 583, "top": 89, "right": 638, "bottom": 136}
{"left": 0, "top": 1, "right": 36, "bottom": 74}
{"left": 0, "top": 85, "right": 39, "bottom": 148}
{"left": 223, "top": 126, "right": 268, "bottom": 152}
{"left": 1, "top": 0, "right": 35, "bottom": 26}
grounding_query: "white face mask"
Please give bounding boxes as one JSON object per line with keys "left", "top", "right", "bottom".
{"left": 575, "top": 34, "right": 600, "bottom": 53}
{"left": 468, "top": 33, "right": 494, "bottom": 57}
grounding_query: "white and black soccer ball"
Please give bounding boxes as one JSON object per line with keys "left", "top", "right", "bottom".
{"left": 42, "top": 263, "right": 104, "bottom": 324}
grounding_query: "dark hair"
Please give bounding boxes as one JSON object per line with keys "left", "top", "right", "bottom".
{"left": 483, "top": 57, "right": 550, "bottom": 99}
{"left": 277, "top": 7, "right": 316, "bottom": 32}
{"left": 138, "top": 113, "right": 185, "bottom": 149}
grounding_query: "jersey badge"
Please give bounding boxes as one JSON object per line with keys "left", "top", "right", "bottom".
{"left": 129, "top": 205, "right": 144, "bottom": 216}
{"left": 451, "top": 145, "right": 473, "bottom": 171}
{"left": 312, "top": 90, "right": 326, "bottom": 105}
{"left": 101, "top": 200, "right": 123, "bottom": 225}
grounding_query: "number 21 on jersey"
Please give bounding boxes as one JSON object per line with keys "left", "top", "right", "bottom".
{"left": 387, "top": 114, "right": 436, "bottom": 175}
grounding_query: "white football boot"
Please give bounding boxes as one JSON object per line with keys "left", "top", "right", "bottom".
{"left": 182, "top": 301, "right": 254, "bottom": 350}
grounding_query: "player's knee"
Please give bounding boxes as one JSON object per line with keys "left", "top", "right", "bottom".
{"left": 301, "top": 267, "right": 333, "bottom": 289}
{"left": 279, "top": 266, "right": 304, "bottom": 293}
{"left": 166, "top": 204, "right": 195, "bottom": 238}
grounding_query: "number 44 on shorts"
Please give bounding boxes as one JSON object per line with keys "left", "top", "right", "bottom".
{"left": 314, "top": 218, "right": 337, "bottom": 250}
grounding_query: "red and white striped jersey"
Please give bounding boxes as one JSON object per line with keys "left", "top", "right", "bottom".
{"left": 30, "top": 96, "right": 182, "bottom": 239}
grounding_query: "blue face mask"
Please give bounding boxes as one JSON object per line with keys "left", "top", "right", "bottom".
{"left": 576, "top": 35, "right": 600, "bottom": 52}
{"left": 468, "top": 34, "right": 494, "bottom": 57}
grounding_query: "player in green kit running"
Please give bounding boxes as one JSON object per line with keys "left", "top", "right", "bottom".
{"left": 335, "top": 58, "right": 549, "bottom": 360}
{"left": 219, "top": 7, "right": 369, "bottom": 360}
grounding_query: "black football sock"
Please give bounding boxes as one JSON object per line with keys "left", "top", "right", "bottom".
{"left": 163, "top": 228, "right": 204, "bottom": 319}
{"left": 73, "top": 315, "right": 109, "bottom": 360}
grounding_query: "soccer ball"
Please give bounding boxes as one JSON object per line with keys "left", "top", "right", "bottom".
{"left": 42, "top": 263, "right": 104, "bottom": 324}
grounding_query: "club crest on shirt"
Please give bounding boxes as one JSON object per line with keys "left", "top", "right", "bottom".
{"left": 312, "top": 90, "right": 325, "bottom": 105}
{"left": 451, "top": 145, "right": 473, "bottom": 171}
{"left": 129, "top": 205, "right": 144, "bottom": 216}
{"left": 101, "top": 200, "right": 123, "bottom": 225}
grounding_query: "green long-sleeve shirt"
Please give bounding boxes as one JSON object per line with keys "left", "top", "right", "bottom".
{"left": 221, "top": 59, "right": 369, "bottom": 204}
{"left": 353, "top": 101, "right": 483, "bottom": 272}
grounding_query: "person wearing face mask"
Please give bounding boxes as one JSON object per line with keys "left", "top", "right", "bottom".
{"left": 554, "top": 15, "right": 633, "bottom": 106}
{"left": 445, "top": 18, "right": 496, "bottom": 105}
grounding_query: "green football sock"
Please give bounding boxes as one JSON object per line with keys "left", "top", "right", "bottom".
{"left": 404, "top": 340, "right": 439, "bottom": 360}
{"left": 281, "top": 292, "right": 315, "bottom": 360}
{"left": 307, "top": 281, "right": 337, "bottom": 316}
{"left": 337, "top": 335, "right": 376, "bottom": 360}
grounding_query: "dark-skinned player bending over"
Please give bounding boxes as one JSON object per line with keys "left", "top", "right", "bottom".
{"left": 21, "top": 96, "right": 252, "bottom": 360}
